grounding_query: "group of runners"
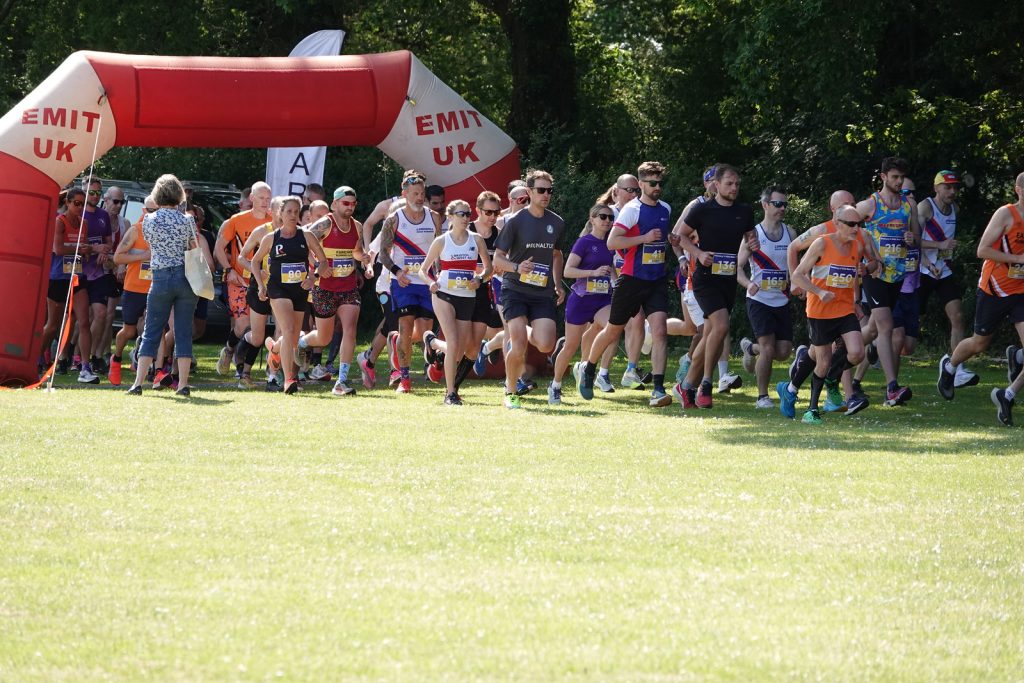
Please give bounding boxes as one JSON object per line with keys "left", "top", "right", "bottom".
{"left": 43, "top": 159, "right": 1024, "bottom": 425}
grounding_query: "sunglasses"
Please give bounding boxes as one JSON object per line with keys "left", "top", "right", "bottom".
{"left": 531, "top": 186, "right": 554, "bottom": 194}
{"left": 87, "top": 190, "right": 101, "bottom": 196}
{"left": 767, "top": 200, "right": 788, "bottom": 208}
{"left": 480, "top": 208, "right": 500, "bottom": 217}
{"left": 595, "top": 213, "right": 614, "bottom": 221}
{"left": 71, "top": 200, "right": 84, "bottom": 207}
{"left": 338, "top": 200, "right": 356, "bottom": 206}
{"left": 451, "top": 210, "right": 472, "bottom": 218}
{"left": 837, "top": 218, "right": 865, "bottom": 228}
{"left": 642, "top": 179, "right": 664, "bottom": 187}
{"left": 402, "top": 175, "right": 423, "bottom": 187}
{"left": 900, "top": 189, "right": 915, "bottom": 197}
{"left": 108, "top": 199, "right": 125, "bottom": 205}
{"left": 618, "top": 186, "right": 641, "bottom": 194}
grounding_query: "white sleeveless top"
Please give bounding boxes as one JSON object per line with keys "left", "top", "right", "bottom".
{"left": 390, "top": 208, "right": 436, "bottom": 286}
{"left": 435, "top": 230, "right": 479, "bottom": 298}
{"left": 749, "top": 222, "right": 792, "bottom": 308}
{"left": 922, "top": 197, "right": 956, "bottom": 280}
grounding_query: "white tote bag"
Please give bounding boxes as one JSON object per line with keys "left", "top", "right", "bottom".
{"left": 184, "top": 221, "right": 215, "bottom": 300}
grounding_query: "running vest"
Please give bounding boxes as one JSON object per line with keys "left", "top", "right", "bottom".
{"left": 391, "top": 208, "right": 436, "bottom": 286}
{"left": 749, "top": 222, "right": 791, "bottom": 307}
{"left": 866, "top": 192, "right": 912, "bottom": 283}
{"left": 319, "top": 215, "right": 360, "bottom": 293}
{"left": 269, "top": 229, "right": 309, "bottom": 287}
{"left": 922, "top": 197, "right": 956, "bottom": 280}
{"left": 978, "top": 204, "right": 1024, "bottom": 297}
{"left": 49, "top": 213, "right": 87, "bottom": 280}
{"left": 808, "top": 234, "right": 862, "bottom": 319}
{"left": 123, "top": 228, "right": 152, "bottom": 294}
{"left": 436, "top": 230, "right": 478, "bottom": 297}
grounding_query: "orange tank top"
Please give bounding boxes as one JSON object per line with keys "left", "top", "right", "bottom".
{"left": 123, "top": 225, "right": 153, "bottom": 294}
{"left": 807, "top": 234, "right": 862, "bottom": 319}
{"left": 978, "top": 204, "right": 1024, "bottom": 297}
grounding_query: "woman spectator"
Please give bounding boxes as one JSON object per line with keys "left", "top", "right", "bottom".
{"left": 126, "top": 174, "right": 211, "bottom": 397}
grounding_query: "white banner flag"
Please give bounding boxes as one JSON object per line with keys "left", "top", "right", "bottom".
{"left": 266, "top": 30, "right": 345, "bottom": 198}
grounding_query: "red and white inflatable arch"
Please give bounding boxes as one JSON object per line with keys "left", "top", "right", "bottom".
{"left": 0, "top": 50, "right": 520, "bottom": 385}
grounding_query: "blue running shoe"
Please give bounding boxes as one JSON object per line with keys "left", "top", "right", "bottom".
{"left": 777, "top": 380, "right": 797, "bottom": 419}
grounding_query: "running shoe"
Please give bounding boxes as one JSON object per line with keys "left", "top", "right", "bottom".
{"left": 754, "top": 395, "right": 774, "bottom": 409}
{"left": 152, "top": 369, "right": 172, "bottom": 389}
{"left": 78, "top": 367, "right": 100, "bottom": 384}
{"left": 56, "top": 357, "right": 69, "bottom": 375}
{"left": 675, "top": 355, "right": 691, "bottom": 385}
{"left": 621, "top": 368, "right": 643, "bottom": 389}
{"left": 426, "top": 361, "right": 444, "bottom": 384}
{"left": 309, "top": 364, "right": 332, "bottom": 381}
{"left": 789, "top": 345, "right": 808, "bottom": 384}
{"left": 866, "top": 341, "right": 879, "bottom": 369}
{"left": 801, "top": 408, "right": 823, "bottom": 425}
{"left": 740, "top": 337, "right": 755, "bottom": 374}
{"left": 696, "top": 381, "right": 713, "bottom": 409}
{"left": 548, "top": 336, "right": 565, "bottom": 366}
{"left": 671, "top": 382, "right": 686, "bottom": 407}
{"left": 595, "top": 373, "right": 616, "bottom": 393}
{"left": 954, "top": 365, "right": 979, "bottom": 388}
{"left": 266, "top": 376, "right": 282, "bottom": 392}
{"left": 388, "top": 370, "right": 402, "bottom": 387}
{"left": 504, "top": 392, "right": 521, "bottom": 409}
{"left": 547, "top": 383, "right": 562, "bottom": 405}
{"left": 126, "top": 385, "right": 142, "bottom": 396}
{"left": 175, "top": 386, "right": 191, "bottom": 398}
{"left": 396, "top": 377, "right": 412, "bottom": 394}
{"left": 357, "top": 351, "right": 376, "bottom": 389}
{"left": 845, "top": 392, "right": 869, "bottom": 416}
{"left": 473, "top": 340, "right": 489, "bottom": 377}
{"left": 650, "top": 388, "right": 672, "bottom": 408}
{"left": 443, "top": 392, "right": 463, "bottom": 406}
{"left": 572, "top": 361, "right": 582, "bottom": 387}
{"left": 884, "top": 384, "right": 913, "bottom": 406}
{"left": 130, "top": 344, "right": 140, "bottom": 371}
{"left": 578, "top": 362, "right": 595, "bottom": 401}
{"left": 515, "top": 377, "right": 536, "bottom": 396}
{"left": 284, "top": 379, "right": 299, "bottom": 395}
{"left": 237, "top": 375, "right": 254, "bottom": 389}
{"left": 324, "top": 362, "right": 338, "bottom": 376}
{"left": 991, "top": 387, "right": 1014, "bottom": 426}
{"left": 1007, "top": 345, "right": 1022, "bottom": 383}
{"left": 423, "top": 330, "right": 438, "bottom": 365}
{"left": 638, "top": 368, "right": 653, "bottom": 386}
{"left": 777, "top": 380, "right": 797, "bottom": 419}
{"left": 216, "top": 346, "right": 232, "bottom": 375}
{"left": 264, "top": 337, "right": 281, "bottom": 373}
{"left": 107, "top": 360, "right": 122, "bottom": 386}
{"left": 717, "top": 372, "right": 742, "bottom": 393}
{"left": 641, "top": 320, "right": 653, "bottom": 355}
{"left": 332, "top": 379, "right": 356, "bottom": 396}
{"left": 91, "top": 356, "right": 107, "bottom": 375}
{"left": 387, "top": 331, "right": 400, "bottom": 371}
{"left": 823, "top": 378, "right": 845, "bottom": 412}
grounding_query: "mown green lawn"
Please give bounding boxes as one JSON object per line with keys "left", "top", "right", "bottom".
{"left": 1, "top": 346, "right": 1021, "bottom": 680}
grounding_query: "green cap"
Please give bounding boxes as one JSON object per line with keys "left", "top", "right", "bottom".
{"left": 333, "top": 185, "right": 357, "bottom": 200}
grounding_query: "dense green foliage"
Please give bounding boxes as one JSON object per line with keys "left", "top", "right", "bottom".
{"left": 3, "top": 0, "right": 1022, "bottom": 345}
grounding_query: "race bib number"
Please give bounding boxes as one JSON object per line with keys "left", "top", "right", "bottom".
{"left": 585, "top": 276, "right": 611, "bottom": 294}
{"left": 1008, "top": 263, "right": 1024, "bottom": 280}
{"left": 826, "top": 265, "right": 856, "bottom": 289}
{"left": 445, "top": 269, "right": 475, "bottom": 291}
{"left": 521, "top": 263, "right": 550, "bottom": 288}
{"left": 139, "top": 262, "right": 152, "bottom": 281}
{"left": 939, "top": 248, "right": 954, "bottom": 260}
{"left": 711, "top": 252, "right": 737, "bottom": 276}
{"left": 62, "top": 255, "right": 82, "bottom": 274}
{"left": 404, "top": 255, "right": 425, "bottom": 275}
{"left": 879, "top": 235, "right": 907, "bottom": 261}
{"left": 905, "top": 248, "right": 920, "bottom": 273}
{"left": 641, "top": 242, "right": 666, "bottom": 265}
{"left": 326, "top": 248, "right": 355, "bottom": 278}
{"left": 760, "top": 268, "right": 788, "bottom": 291}
{"left": 281, "top": 262, "right": 307, "bottom": 284}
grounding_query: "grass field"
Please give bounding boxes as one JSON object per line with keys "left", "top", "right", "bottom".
{"left": 2, "top": 345, "right": 1022, "bottom": 680}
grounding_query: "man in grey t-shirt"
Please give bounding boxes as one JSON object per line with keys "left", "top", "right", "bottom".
{"left": 492, "top": 169, "right": 566, "bottom": 409}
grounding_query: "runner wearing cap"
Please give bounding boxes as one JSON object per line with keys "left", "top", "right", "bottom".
{"left": 938, "top": 171, "right": 1024, "bottom": 426}
{"left": 299, "top": 186, "right": 373, "bottom": 396}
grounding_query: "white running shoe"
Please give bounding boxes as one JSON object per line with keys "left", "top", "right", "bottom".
{"left": 216, "top": 346, "right": 231, "bottom": 375}
{"left": 309, "top": 364, "right": 331, "bottom": 381}
{"left": 595, "top": 373, "right": 615, "bottom": 393}
{"left": 621, "top": 368, "right": 643, "bottom": 389}
{"left": 641, "top": 319, "right": 653, "bottom": 355}
{"left": 754, "top": 395, "right": 774, "bottom": 409}
{"left": 740, "top": 337, "right": 755, "bottom": 374}
{"left": 718, "top": 372, "right": 742, "bottom": 393}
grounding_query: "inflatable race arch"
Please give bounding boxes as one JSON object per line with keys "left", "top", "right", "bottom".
{"left": 0, "top": 50, "right": 520, "bottom": 385}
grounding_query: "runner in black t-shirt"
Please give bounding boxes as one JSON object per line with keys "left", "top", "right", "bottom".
{"left": 673, "top": 164, "right": 759, "bottom": 409}
{"left": 492, "top": 170, "right": 566, "bottom": 409}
